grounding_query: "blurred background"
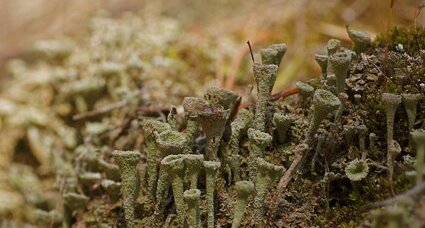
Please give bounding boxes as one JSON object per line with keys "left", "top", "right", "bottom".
{"left": 0, "top": 0, "right": 424, "bottom": 89}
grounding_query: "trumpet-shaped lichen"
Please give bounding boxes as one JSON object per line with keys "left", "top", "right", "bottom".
{"left": 305, "top": 89, "right": 341, "bottom": 145}
{"left": 140, "top": 119, "right": 170, "bottom": 203}
{"left": 345, "top": 159, "right": 369, "bottom": 181}
{"left": 402, "top": 93, "right": 421, "bottom": 131}
{"left": 253, "top": 158, "right": 285, "bottom": 223}
{"left": 112, "top": 150, "right": 140, "bottom": 228}
{"left": 411, "top": 130, "right": 425, "bottom": 185}
{"left": 161, "top": 155, "right": 186, "bottom": 225}
{"left": 183, "top": 189, "right": 201, "bottom": 228}
{"left": 231, "top": 181, "right": 254, "bottom": 228}
{"left": 252, "top": 63, "right": 279, "bottom": 132}
{"left": 260, "top": 43, "right": 287, "bottom": 65}
{"left": 346, "top": 26, "right": 371, "bottom": 54}
{"left": 273, "top": 113, "right": 294, "bottom": 144}
{"left": 203, "top": 161, "right": 221, "bottom": 228}
{"left": 247, "top": 128, "right": 273, "bottom": 180}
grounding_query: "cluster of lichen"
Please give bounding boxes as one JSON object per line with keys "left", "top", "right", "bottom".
{"left": 0, "top": 12, "right": 235, "bottom": 226}
{"left": 1, "top": 12, "right": 425, "bottom": 227}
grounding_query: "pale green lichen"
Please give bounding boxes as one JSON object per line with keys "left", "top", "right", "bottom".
{"left": 343, "top": 125, "right": 358, "bottom": 149}
{"left": 347, "top": 26, "right": 371, "bottom": 54}
{"left": 273, "top": 113, "right": 294, "bottom": 144}
{"left": 231, "top": 181, "right": 254, "bottom": 228}
{"left": 112, "top": 150, "right": 140, "bottom": 228}
{"left": 156, "top": 129, "right": 186, "bottom": 156}
{"left": 314, "top": 54, "right": 328, "bottom": 78}
{"left": 167, "top": 106, "right": 178, "bottom": 130}
{"left": 358, "top": 125, "right": 368, "bottom": 152}
{"left": 183, "top": 188, "right": 201, "bottom": 228}
{"left": 328, "top": 51, "right": 351, "bottom": 94}
{"left": 253, "top": 158, "right": 285, "bottom": 223}
{"left": 382, "top": 93, "right": 402, "bottom": 144}
{"left": 382, "top": 93, "right": 402, "bottom": 188}
{"left": 247, "top": 128, "right": 273, "bottom": 180}
{"left": 228, "top": 154, "right": 241, "bottom": 182}
{"left": 411, "top": 129, "right": 425, "bottom": 185}
{"left": 345, "top": 159, "right": 369, "bottom": 181}
{"left": 295, "top": 81, "right": 315, "bottom": 100}
{"left": 63, "top": 192, "right": 89, "bottom": 228}
{"left": 140, "top": 119, "right": 170, "bottom": 203}
{"left": 260, "top": 43, "right": 287, "bottom": 65}
{"left": 203, "top": 160, "right": 221, "bottom": 228}
{"left": 402, "top": 93, "right": 421, "bottom": 131}
{"left": 252, "top": 63, "right": 279, "bottom": 132}
{"left": 161, "top": 155, "right": 186, "bottom": 225}
{"left": 195, "top": 103, "right": 229, "bottom": 160}
{"left": 101, "top": 179, "right": 121, "bottom": 201}
{"left": 305, "top": 89, "right": 341, "bottom": 145}
{"left": 228, "top": 109, "right": 253, "bottom": 156}
{"left": 183, "top": 154, "right": 204, "bottom": 189}
{"left": 204, "top": 85, "right": 239, "bottom": 110}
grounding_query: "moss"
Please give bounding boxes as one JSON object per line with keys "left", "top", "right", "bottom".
{"left": 374, "top": 27, "right": 425, "bottom": 54}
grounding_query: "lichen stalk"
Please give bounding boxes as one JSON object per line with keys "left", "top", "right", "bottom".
{"left": 195, "top": 104, "right": 229, "bottom": 161}
{"left": 314, "top": 54, "right": 328, "bottom": 78}
{"left": 247, "top": 128, "right": 273, "bottom": 180}
{"left": 183, "top": 189, "right": 201, "bottom": 228}
{"left": 161, "top": 155, "right": 186, "bottom": 225}
{"left": 252, "top": 63, "right": 279, "bottom": 132}
{"left": 305, "top": 89, "right": 341, "bottom": 145}
{"left": 273, "top": 113, "right": 294, "bottom": 144}
{"left": 228, "top": 154, "right": 241, "bottom": 182}
{"left": 155, "top": 130, "right": 186, "bottom": 223}
{"left": 231, "top": 181, "right": 255, "bottom": 228}
{"left": 112, "top": 150, "right": 140, "bottom": 228}
{"left": 183, "top": 154, "right": 204, "bottom": 189}
{"left": 253, "top": 158, "right": 285, "bottom": 224}
{"left": 402, "top": 93, "right": 421, "bottom": 131}
{"left": 382, "top": 93, "right": 402, "bottom": 189}
{"left": 328, "top": 51, "right": 351, "bottom": 94}
{"left": 411, "top": 130, "right": 425, "bottom": 185}
{"left": 140, "top": 119, "right": 170, "bottom": 203}
{"left": 228, "top": 109, "right": 253, "bottom": 156}
{"left": 203, "top": 161, "right": 221, "bottom": 228}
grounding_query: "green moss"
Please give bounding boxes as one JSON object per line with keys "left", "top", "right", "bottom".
{"left": 374, "top": 27, "right": 425, "bottom": 54}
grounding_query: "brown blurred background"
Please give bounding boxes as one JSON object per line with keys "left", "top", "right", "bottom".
{"left": 1, "top": 0, "right": 424, "bottom": 88}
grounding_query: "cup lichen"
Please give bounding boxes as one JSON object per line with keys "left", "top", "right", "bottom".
{"left": 183, "top": 188, "right": 201, "bottom": 228}
{"left": 305, "top": 89, "right": 341, "bottom": 145}
{"left": 247, "top": 128, "right": 273, "bottom": 180}
{"left": 203, "top": 160, "right": 221, "bottom": 228}
{"left": 112, "top": 150, "right": 140, "bottom": 228}
{"left": 252, "top": 63, "right": 279, "bottom": 132}
{"left": 231, "top": 181, "right": 255, "bottom": 228}
{"left": 253, "top": 158, "right": 285, "bottom": 224}
{"left": 411, "top": 129, "right": 425, "bottom": 185}
{"left": 161, "top": 154, "right": 186, "bottom": 225}
{"left": 140, "top": 119, "right": 171, "bottom": 203}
